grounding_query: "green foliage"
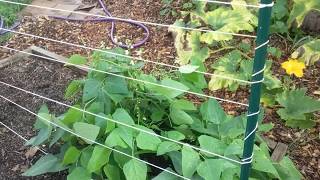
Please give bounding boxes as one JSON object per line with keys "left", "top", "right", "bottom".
{"left": 276, "top": 88, "right": 320, "bottom": 128}
{"left": 24, "top": 49, "right": 302, "bottom": 180}
{"left": 287, "top": 0, "right": 320, "bottom": 28}
{"left": 291, "top": 39, "right": 320, "bottom": 65}
{"left": 208, "top": 50, "right": 281, "bottom": 92}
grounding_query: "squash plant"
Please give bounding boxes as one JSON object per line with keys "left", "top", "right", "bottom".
{"left": 23, "top": 49, "right": 302, "bottom": 180}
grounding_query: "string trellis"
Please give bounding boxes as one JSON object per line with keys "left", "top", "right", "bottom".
{"left": 0, "top": 0, "right": 274, "bottom": 180}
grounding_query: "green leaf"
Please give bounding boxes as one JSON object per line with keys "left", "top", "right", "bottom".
{"left": 166, "top": 131, "right": 185, "bottom": 141}
{"left": 105, "top": 128, "right": 133, "bottom": 149}
{"left": 276, "top": 89, "right": 320, "bottom": 128}
{"left": 87, "top": 146, "right": 111, "bottom": 173}
{"left": 291, "top": 39, "right": 320, "bottom": 65}
{"left": 103, "top": 164, "right": 121, "bottom": 180}
{"left": 197, "top": 159, "right": 224, "bottom": 180}
{"left": 179, "top": 65, "right": 199, "bottom": 74}
{"left": 157, "top": 141, "right": 181, "bottom": 155}
{"left": 182, "top": 146, "right": 200, "bottom": 178}
{"left": 104, "top": 75, "right": 129, "bottom": 94}
{"left": 123, "top": 159, "right": 147, "bottom": 180}
{"left": 61, "top": 105, "right": 82, "bottom": 126}
{"left": 152, "top": 168, "right": 179, "bottom": 180}
{"left": 112, "top": 108, "right": 135, "bottom": 126}
{"left": 201, "top": 7, "right": 255, "bottom": 42}
{"left": 63, "top": 146, "right": 81, "bottom": 165}
{"left": 67, "top": 54, "right": 87, "bottom": 66}
{"left": 136, "top": 126, "right": 161, "bottom": 151}
{"left": 252, "top": 147, "right": 280, "bottom": 178}
{"left": 170, "top": 107, "right": 194, "bottom": 125}
{"left": 158, "top": 79, "right": 190, "bottom": 99}
{"left": 73, "top": 122, "right": 100, "bottom": 144}
{"left": 171, "top": 99, "right": 196, "bottom": 111}
{"left": 67, "top": 167, "right": 91, "bottom": 180}
{"left": 168, "top": 151, "right": 182, "bottom": 174}
{"left": 83, "top": 79, "right": 100, "bottom": 102}
{"left": 22, "top": 154, "right": 65, "bottom": 176}
{"left": 65, "top": 80, "right": 83, "bottom": 99}
{"left": 198, "top": 135, "right": 227, "bottom": 156}
{"left": 274, "top": 156, "right": 303, "bottom": 180}
{"left": 200, "top": 99, "right": 226, "bottom": 124}
{"left": 80, "top": 146, "right": 93, "bottom": 167}
{"left": 287, "top": 0, "right": 320, "bottom": 27}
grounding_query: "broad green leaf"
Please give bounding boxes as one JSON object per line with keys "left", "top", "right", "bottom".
{"left": 166, "top": 131, "right": 185, "bottom": 141}
{"left": 171, "top": 99, "right": 196, "bottom": 111}
{"left": 179, "top": 65, "right": 199, "bottom": 74}
{"left": 170, "top": 107, "right": 194, "bottom": 125}
{"left": 34, "top": 105, "right": 50, "bottom": 129}
{"left": 168, "top": 151, "right": 182, "bottom": 174}
{"left": 73, "top": 122, "right": 100, "bottom": 144}
{"left": 276, "top": 89, "right": 320, "bottom": 128}
{"left": 49, "top": 128, "right": 65, "bottom": 147}
{"left": 197, "top": 159, "right": 225, "bottom": 180}
{"left": 67, "top": 167, "right": 91, "bottom": 180}
{"left": 83, "top": 79, "right": 100, "bottom": 102}
{"left": 123, "top": 159, "right": 147, "bottom": 180}
{"left": 113, "top": 148, "right": 131, "bottom": 168}
{"left": 103, "top": 164, "right": 121, "bottom": 180}
{"left": 61, "top": 105, "right": 82, "bottom": 126}
{"left": 201, "top": 7, "right": 255, "bottom": 42}
{"left": 112, "top": 108, "right": 135, "bottom": 126}
{"left": 105, "top": 128, "right": 133, "bottom": 149}
{"left": 65, "top": 80, "right": 83, "bottom": 99}
{"left": 80, "top": 146, "right": 93, "bottom": 168}
{"left": 104, "top": 76, "right": 129, "bottom": 94}
{"left": 157, "top": 141, "right": 181, "bottom": 155}
{"left": 291, "top": 39, "right": 320, "bottom": 65}
{"left": 85, "top": 102, "right": 104, "bottom": 124}
{"left": 182, "top": 146, "right": 200, "bottom": 178}
{"left": 287, "top": 0, "right": 320, "bottom": 27}
{"left": 274, "top": 156, "right": 303, "bottom": 180}
{"left": 67, "top": 54, "right": 87, "bottom": 65}
{"left": 198, "top": 135, "right": 227, "bottom": 156}
{"left": 63, "top": 146, "right": 81, "bottom": 165}
{"left": 200, "top": 99, "right": 226, "bottom": 124}
{"left": 224, "top": 139, "right": 243, "bottom": 156}
{"left": 252, "top": 148, "right": 280, "bottom": 178}
{"left": 22, "top": 154, "right": 65, "bottom": 176}
{"left": 152, "top": 167, "right": 179, "bottom": 180}
{"left": 136, "top": 126, "right": 161, "bottom": 151}
{"left": 87, "top": 146, "right": 111, "bottom": 173}
{"left": 26, "top": 125, "right": 52, "bottom": 146}
{"left": 158, "top": 79, "right": 189, "bottom": 99}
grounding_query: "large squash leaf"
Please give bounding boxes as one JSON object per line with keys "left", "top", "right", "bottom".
{"left": 287, "top": 0, "right": 320, "bottom": 27}
{"left": 276, "top": 89, "right": 320, "bottom": 128}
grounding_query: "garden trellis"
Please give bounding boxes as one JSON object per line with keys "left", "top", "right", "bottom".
{"left": 0, "top": 0, "right": 274, "bottom": 179}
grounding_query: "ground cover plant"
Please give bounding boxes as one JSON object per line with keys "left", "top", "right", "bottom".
{"left": 23, "top": 48, "right": 302, "bottom": 180}
{"left": 0, "top": 0, "right": 32, "bottom": 43}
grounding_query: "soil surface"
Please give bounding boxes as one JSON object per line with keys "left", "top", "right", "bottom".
{"left": 0, "top": 57, "right": 83, "bottom": 179}
{"left": 0, "top": 0, "right": 319, "bottom": 179}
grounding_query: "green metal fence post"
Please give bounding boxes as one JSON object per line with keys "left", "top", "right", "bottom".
{"left": 240, "top": 0, "right": 273, "bottom": 180}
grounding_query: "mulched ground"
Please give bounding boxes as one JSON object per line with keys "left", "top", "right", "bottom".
{"left": 0, "top": 0, "right": 319, "bottom": 179}
{"left": 0, "top": 57, "right": 83, "bottom": 179}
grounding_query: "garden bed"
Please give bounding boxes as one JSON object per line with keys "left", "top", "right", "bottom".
{"left": 0, "top": 53, "right": 83, "bottom": 179}
{"left": 0, "top": 0, "right": 319, "bottom": 179}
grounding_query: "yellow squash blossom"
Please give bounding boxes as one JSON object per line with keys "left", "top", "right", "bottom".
{"left": 281, "top": 59, "right": 306, "bottom": 78}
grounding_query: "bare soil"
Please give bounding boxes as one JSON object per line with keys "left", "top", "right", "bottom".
{"left": 0, "top": 57, "right": 83, "bottom": 179}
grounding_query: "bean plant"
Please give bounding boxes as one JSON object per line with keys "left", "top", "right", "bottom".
{"left": 23, "top": 48, "right": 302, "bottom": 180}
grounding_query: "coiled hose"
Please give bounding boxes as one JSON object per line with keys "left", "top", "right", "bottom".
{"left": 0, "top": 0, "right": 150, "bottom": 49}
